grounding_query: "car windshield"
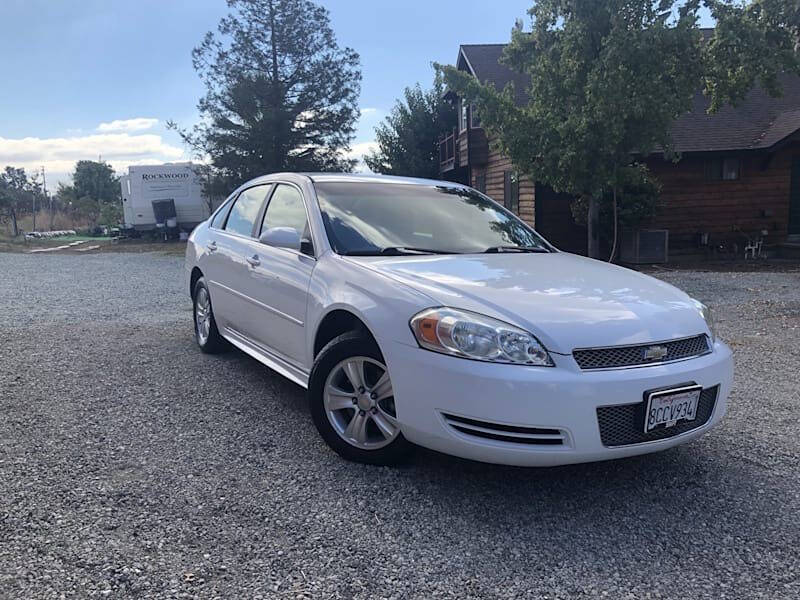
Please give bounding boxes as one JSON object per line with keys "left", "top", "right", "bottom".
{"left": 313, "top": 181, "right": 551, "bottom": 255}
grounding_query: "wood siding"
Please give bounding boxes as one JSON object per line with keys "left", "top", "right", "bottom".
{"left": 455, "top": 129, "right": 489, "bottom": 170}
{"left": 535, "top": 184, "right": 587, "bottom": 254}
{"left": 645, "top": 142, "right": 798, "bottom": 250}
{"left": 471, "top": 137, "right": 535, "bottom": 226}
{"left": 457, "top": 129, "right": 469, "bottom": 168}
{"left": 455, "top": 129, "right": 797, "bottom": 256}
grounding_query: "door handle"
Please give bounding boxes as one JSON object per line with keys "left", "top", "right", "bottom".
{"left": 246, "top": 254, "right": 261, "bottom": 267}
{"left": 206, "top": 241, "right": 217, "bottom": 252}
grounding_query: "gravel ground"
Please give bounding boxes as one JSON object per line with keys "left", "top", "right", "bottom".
{"left": 1, "top": 252, "right": 798, "bottom": 599}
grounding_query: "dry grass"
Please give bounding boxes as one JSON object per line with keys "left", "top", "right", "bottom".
{"left": 0, "top": 232, "right": 186, "bottom": 255}
{"left": 4, "top": 210, "right": 90, "bottom": 235}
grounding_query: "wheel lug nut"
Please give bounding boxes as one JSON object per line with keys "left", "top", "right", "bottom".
{"left": 370, "top": 392, "right": 377, "bottom": 400}
{"left": 351, "top": 397, "right": 357, "bottom": 404}
{"left": 358, "top": 386, "right": 365, "bottom": 393}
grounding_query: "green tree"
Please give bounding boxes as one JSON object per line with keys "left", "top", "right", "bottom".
{"left": 437, "top": 0, "right": 800, "bottom": 258}
{"left": 72, "top": 160, "right": 120, "bottom": 204}
{"left": 0, "top": 167, "right": 36, "bottom": 237}
{"left": 55, "top": 183, "right": 79, "bottom": 225}
{"left": 171, "top": 0, "right": 362, "bottom": 198}
{"left": 70, "top": 160, "right": 121, "bottom": 227}
{"left": 365, "top": 79, "right": 457, "bottom": 179}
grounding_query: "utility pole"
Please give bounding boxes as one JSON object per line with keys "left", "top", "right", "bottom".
{"left": 42, "top": 165, "right": 53, "bottom": 230}
{"left": 32, "top": 169, "right": 38, "bottom": 232}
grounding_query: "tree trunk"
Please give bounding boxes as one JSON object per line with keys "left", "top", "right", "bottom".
{"left": 608, "top": 186, "right": 618, "bottom": 263}
{"left": 11, "top": 210, "right": 18, "bottom": 237}
{"left": 587, "top": 196, "right": 600, "bottom": 258}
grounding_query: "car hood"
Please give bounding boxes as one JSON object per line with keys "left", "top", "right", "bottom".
{"left": 349, "top": 252, "right": 709, "bottom": 354}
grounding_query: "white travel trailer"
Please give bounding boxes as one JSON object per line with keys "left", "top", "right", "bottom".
{"left": 120, "top": 163, "right": 209, "bottom": 231}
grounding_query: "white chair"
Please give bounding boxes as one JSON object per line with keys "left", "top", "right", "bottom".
{"left": 744, "top": 236, "right": 763, "bottom": 259}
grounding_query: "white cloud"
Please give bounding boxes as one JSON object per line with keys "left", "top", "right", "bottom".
{"left": 294, "top": 110, "right": 315, "bottom": 130}
{"left": 360, "top": 108, "right": 378, "bottom": 116}
{"left": 347, "top": 141, "right": 379, "bottom": 172}
{"left": 96, "top": 118, "right": 158, "bottom": 132}
{"left": 0, "top": 132, "right": 188, "bottom": 185}
{"left": 348, "top": 141, "right": 378, "bottom": 158}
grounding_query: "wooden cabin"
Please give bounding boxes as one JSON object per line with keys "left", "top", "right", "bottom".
{"left": 440, "top": 43, "right": 800, "bottom": 258}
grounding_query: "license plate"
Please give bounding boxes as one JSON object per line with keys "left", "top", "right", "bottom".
{"left": 644, "top": 385, "right": 702, "bottom": 433}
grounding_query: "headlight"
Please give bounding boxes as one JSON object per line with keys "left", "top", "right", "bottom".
{"left": 409, "top": 307, "right": 554, "bottom": 366}
{"left": 693, "top": 299, "right": 716, "bottom": 343}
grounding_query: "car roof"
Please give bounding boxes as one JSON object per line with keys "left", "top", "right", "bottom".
{"left": 243, "top": 172, "right": 468, "bottom": 188}
{"left": 302, "top": 173, "right": 461, "bottom": 187}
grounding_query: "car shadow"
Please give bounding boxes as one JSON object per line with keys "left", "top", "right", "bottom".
{"left": 220, "top": 343, "right": 776, "bottom": 549}
{"left": 399, "top": 441, "right": 776, "bottom": 546}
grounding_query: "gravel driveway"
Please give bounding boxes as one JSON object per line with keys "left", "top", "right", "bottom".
{"left": 1, "top": 252, "right": 798, "bottom": 599}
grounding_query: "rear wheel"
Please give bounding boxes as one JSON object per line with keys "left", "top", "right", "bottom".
{"left": 309, "top": 332, "right": 413, "bottom": 465}
{"left": 193, "top": 277, "right": 228, "bottom": 354}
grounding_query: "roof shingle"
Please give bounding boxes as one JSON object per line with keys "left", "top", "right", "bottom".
{"left": 458, "top": 43, "right": 800, "bottom": 153}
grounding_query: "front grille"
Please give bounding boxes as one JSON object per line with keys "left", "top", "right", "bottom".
{"left": 596, "top": 386, "right": 719, "bottom": 447}
{"left": 573, "top": 335, "right": 710, "bottom": 370}
{"left": 442, "top": 413, "right": 566, "bottom": 446}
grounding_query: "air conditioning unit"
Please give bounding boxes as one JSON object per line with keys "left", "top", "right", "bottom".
{"left": 620, "top": 229, "right": 669, "bottom": 264}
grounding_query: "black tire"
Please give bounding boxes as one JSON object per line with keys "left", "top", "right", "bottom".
{"left": 309, "top": 332, "right": 414, "bottom": 465}
{"left": 192, "top": 277, "right": 229, "bottom": 354}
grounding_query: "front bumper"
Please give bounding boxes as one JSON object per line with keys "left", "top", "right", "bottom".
{"left": 383, "top": 339, "right": 734, "bottom": 467}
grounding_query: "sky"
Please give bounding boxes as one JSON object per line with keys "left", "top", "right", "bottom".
{"left": 0, "top": 0, "right": 713, "bottom": 188}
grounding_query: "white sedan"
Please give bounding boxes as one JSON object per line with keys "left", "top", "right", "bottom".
{"left": 185, "top": 173, "right": 733, "bottom": 466}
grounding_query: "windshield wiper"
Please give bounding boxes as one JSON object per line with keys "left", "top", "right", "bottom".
{"left": 483, "top": 245, "right": 550, "bottom": 253}
{"left": 382, "top": 246, "right": 460, "bottom": 255}
{"left": 342, "top": 246, "right": 458, "bottom": 256}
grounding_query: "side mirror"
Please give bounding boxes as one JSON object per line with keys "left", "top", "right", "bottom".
{"left": 258, "top": 226, "right": 301, "bottom": 251}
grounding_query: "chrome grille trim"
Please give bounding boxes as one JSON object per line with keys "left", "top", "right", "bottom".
{"left": 573, "top": 335, "right": 711, "bottom": 370}
{"left": 442, "top": 413, "right": 567, "bottom": 446}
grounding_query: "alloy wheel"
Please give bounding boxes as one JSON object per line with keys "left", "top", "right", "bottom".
{"left": 195, "top": 287, "right": 211, "bottom": 345}
{"left": 323, "top": 356, "right": 399, "bottom": 450}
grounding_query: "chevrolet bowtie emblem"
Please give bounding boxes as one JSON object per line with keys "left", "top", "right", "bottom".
{"left": 643, "top": 345, "right": 668, "bottom": 361}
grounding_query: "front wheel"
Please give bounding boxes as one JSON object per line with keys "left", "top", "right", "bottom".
{"left": 309, "top": 332, "right": 413, "bottom": 465}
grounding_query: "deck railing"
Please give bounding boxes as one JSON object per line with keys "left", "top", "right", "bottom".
{"left": 439, "top": 128, "right": 458, "bottom": 172}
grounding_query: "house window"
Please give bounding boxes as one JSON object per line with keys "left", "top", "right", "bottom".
{"left": 470, "top": 104, "right": 481, "bottom": 128}
{"left": 722, "top": 158, "right": 740, "bottom": 180}
{"left": 504, "top": 171, "right": 519, "bottom": 214}
{"left": 705, "top": 157, "right": 741, "bottom": 181}
{"left": 459, "top": 100, "right": 468, "bottom": 132}
{"left": 475, "top": 174, "right": 486, "bottom": 193}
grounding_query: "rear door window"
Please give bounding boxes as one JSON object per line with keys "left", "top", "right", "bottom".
{"left": 210, "top": 197, "right": 234, "bottom": 229}
{"left": 224, "top": 185, "right": 271, "bottom": 237}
